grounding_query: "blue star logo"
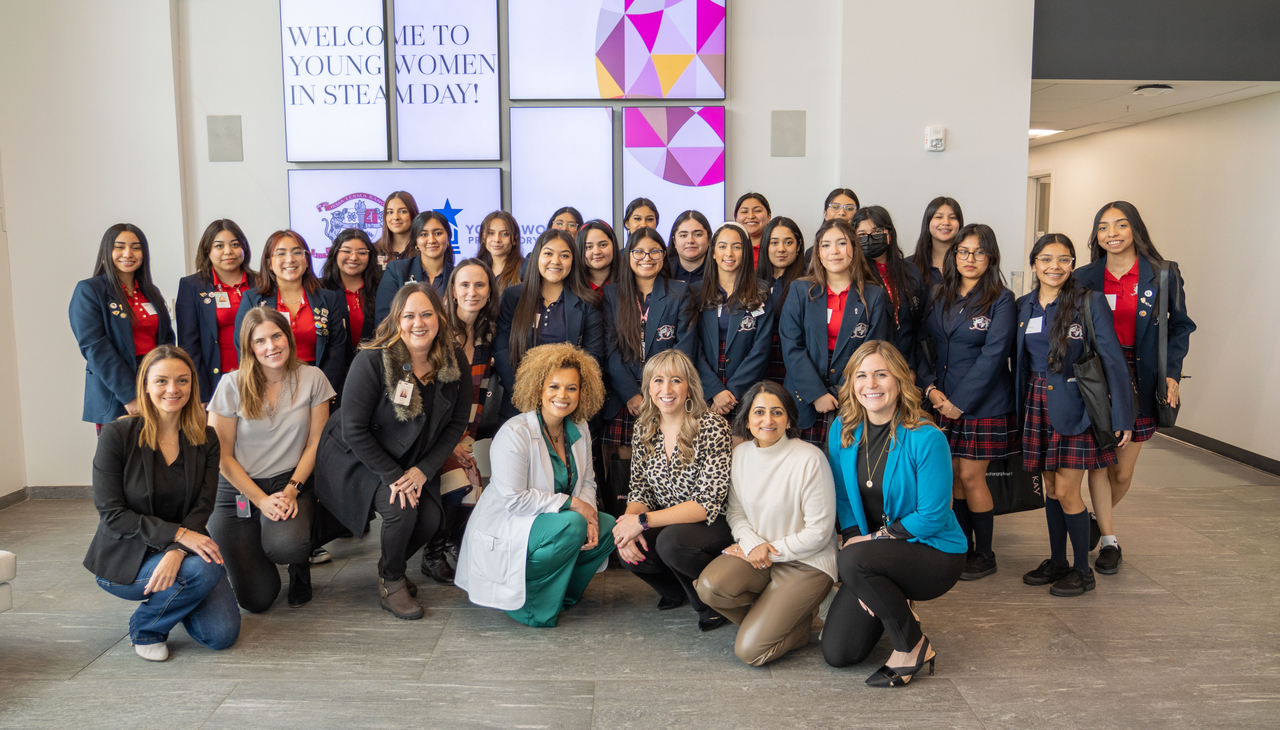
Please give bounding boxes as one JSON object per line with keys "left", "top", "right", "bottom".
{"left": 434, "top": 199, "right": 463, "bottom": 254}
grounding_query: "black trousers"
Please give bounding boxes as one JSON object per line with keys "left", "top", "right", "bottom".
{"left": 822, "top": 539, "right": 964, "bottom": 666}
{"left": 373, "top": 483, "right": 442, "bottom": 580}
{"left": 621, "top": 515, "right": 734, "bottom": 620}
{"left": 207, "top": 474, "right": 314, "bottom": 614}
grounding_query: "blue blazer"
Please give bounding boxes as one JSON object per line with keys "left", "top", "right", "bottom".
{"left": 917, "top": 288, "right": 1017, "bottom": 418}
{"left": 880, "top": 260, "right": 926, "bottom": 371}
{"left": 175, "top": 273, "right": 234, "bottom": 403}
{"left": 375, "top": 257, "right": 453, "bottom": 324}
{"left": 1074, "top": 257, "right": 1195, "bottom": 417}
{"left": 494, "top": 284, "right": 605, "bottom": 419}
{"left": 602, "top": 277, "right": 698, "bottom": 419}
{"left": 233, "top": 287, "right": 348, "bottom": 394}
{"left": 693, "top": 283, "right": 774, "bottom": 401}
{"left": 70, "top": 276, "right": 176, "bottom": 424}
{"left": 779, "top": 281, "right": 890, "bottom": 429}
{"left": 827, "top": 418, "right": 967, "bottom": 554}
{"left": 1014, "top": 289, "right": 1136, "bottom": 437}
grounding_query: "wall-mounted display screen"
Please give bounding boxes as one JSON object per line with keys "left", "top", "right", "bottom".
{"left": 510, "top": 107, "right": 613, "bottom": 253}
{"left": 509, "top": 0, "right": 726, "bottom": 100}
{"left": 622, "top": 106, "right": 724, "bottom": 240}
{"left": 288, "top": 168, "right": 502, "bottom": 271}
{"left": 280, "top": 0, "right": 390, "bottom": 162}
{"left": 393, "top": 0, "right": 500, "bottom": 160}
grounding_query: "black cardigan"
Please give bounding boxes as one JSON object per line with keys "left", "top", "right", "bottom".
{"left": 82, "top": 418, "right": 220, "bottom": 584}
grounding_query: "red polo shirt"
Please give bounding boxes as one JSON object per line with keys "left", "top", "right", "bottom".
{"left": 214, "top": 273, "right": 251, "bottom": 375}
{"left": 126, "top": 286, "right": 160, "bottom": 358}
{"left": 1103, "top": 260, "right": 1140, "bottom": 346}
{"left": 279, "top": 291, "right": 318, "bottom": 363}
{"left": 826, "top": 285, "right": 849, "bottom": 352}
{"left": 344, "top": 287, "right": 364, "bottom": 349}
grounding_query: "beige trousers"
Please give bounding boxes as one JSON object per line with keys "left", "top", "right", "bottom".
{"left": 696, "top": 555, "right": 833, "bottom": 666}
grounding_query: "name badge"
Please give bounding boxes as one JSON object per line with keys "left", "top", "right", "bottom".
{"left": 378, "top": 254, "right": 388, "bottom": 268}
{"left": 393, "top": 380, "right": 414, "bottom": 406}
{"left": 235, "top": 493, "right": 252, "bottom": 519}
{"left": 827, "top": 308, "right": 834, "bottom": 323}
{"left": 280, "top": 309, "right": 291, "bottom": 324}
{"left": 1105, "top": 294, "right": 1117, "bottom": 310}
{"left": 1026, "top": 316, "right": 1043, "bottom": 334}
{"left": 750, "top": 306, "right": 765, "bottom": 318}
{"left": 141, "top": 303, "right": 157, "bottom": 316}
{"left": 214, "top": 292, "right": 231, "bottom": 309}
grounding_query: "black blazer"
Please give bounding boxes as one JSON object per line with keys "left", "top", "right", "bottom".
{"left": 375, "top": 257, "right": 454, "bottom": 323}
{"left": 880, "top": 260, "right": 926, "bottom": 371}
{"left": 694, "top": 283, "right": 774, "bottom": 401}
{"left": 69, "top": 276, "right": 176, "bottom": 424}
{"left": 82, "top": 418, "right": 219, "bottom": 585}
{"left": 602, "top": 277, "right": 698, "bottom": 419}
{"left": 313, "top": 345, "right": 471, "bottom": 537}
{"left": 175, "top": 273, "right": 238, "bottom": 403}
{"left": 233, "top": 288, "right": 347, "bottom": 394}
{"left": 779, "top": 281, "right": 890, "bottom": 429}
{"left": 1014, "top": 290, "right": 1136, "bottom": 436}
{"left": 1074, "top": 257, "right": 1195, "bottom": 417}
{"left": 917, "top": 288, "right": 1017, "bottom": 418}
{"left": 493, "top": 284, "right": 605, "bottom": 419}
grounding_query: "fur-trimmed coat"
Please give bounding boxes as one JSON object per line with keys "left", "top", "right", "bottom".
{"left": 314, "top": 342, "right": 470, "bottom": 537}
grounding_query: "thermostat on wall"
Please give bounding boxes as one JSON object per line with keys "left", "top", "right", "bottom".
{"left": 925, "top": 126, "right": 946, "bottom": 152}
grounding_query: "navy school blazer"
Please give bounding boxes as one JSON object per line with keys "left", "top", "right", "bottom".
{"left": 602, "top": 277, "right": 698, "bottom": 420}
{"left": 233, "top": 287, "right": 348, "bottom": 395}
{"left": 1074, "top": 257, "right": 1195, "bottom": 417}
{"left": 779, "top": 281, "right": 890, "bottom": 429}
{"left": 880, "top": 260, "right": 926, "bottom": 371}
{"left": 1014, "top": 289, "right": 1136, "bottom": 437}
{"left": 694, "top": 282, "right": 775, "bottom": 401}
{"left": 375, "top": 256, "right": 454, "bottom": 324}
{"left": 916, "top": 288, "right": 1017, "bottom": 418}
{"left": 175, "top": 273, "right": 235, "bottom": 403}
{"left": 494, "top": 284, "right": 605, "bottom": 419}
{"left": 69, "top": 276, "right": 176, "bottom": 424}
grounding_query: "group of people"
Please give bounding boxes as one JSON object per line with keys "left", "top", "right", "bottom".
{"left": 72, "top": 189, "right": 1193, "bottom": 688}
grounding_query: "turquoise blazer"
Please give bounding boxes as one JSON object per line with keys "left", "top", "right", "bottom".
{"left": 827, "top": 417, "right": 966, "bottom": 554}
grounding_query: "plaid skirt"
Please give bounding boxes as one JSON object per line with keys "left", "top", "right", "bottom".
{"left": 718, "top": 339, "right": 729, "bottom": 385}
{"left": 1021, "top": 373, "right": 1118, "bottom": 472}
{"left": 1121, "top": 345, "right": 1157, "bottom": 443}
{"left": 938, "top": 412, "right": 1019, "bottom": 461}
{"left": 766, "top": 331, "right": 786, "bottom": 384}
{"left": 800, "top": 410, "right": 832, "bottom": 449}
{"left": 603, "top": 410, "right": 636, "bottom": 445}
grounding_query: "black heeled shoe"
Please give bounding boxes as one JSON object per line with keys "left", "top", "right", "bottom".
{"left": 287, "top": 563, "right": 313, "bottom": 608}
{"left": 657, "top": 595, "right": 687, "bottom": 611}
{"left": 697, "top": 613, "right": 728, "bottom": 632}
{"left": 865, "top": 636, "right": 935, "bottom": 687}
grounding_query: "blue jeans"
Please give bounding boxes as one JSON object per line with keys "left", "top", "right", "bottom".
{"left": 97, "top": 551, "right": 241, "bottom": 649}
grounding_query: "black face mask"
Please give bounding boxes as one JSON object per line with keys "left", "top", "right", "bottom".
{"left": 859, "top": 231, "right": 890, "bottom": 259}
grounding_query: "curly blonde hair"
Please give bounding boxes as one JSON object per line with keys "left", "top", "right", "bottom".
{"left": 836, "top": 340, "right": 934, "bottom": 449}
{"left": 510, "top": 342, "right": 605, "bottom": 421}
{"left": 632, "top": 349, "right": 709, "bottom": 465}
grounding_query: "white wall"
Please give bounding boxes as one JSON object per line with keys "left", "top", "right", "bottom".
{"left": 0, "top": 1, "right": 187, "bottom": 487}
{"left": 1028, "top": 91, "right": 1280, "bottom": 460}
{"left": 0, "top": 148, "right": 27, "bottom": 499}
{"left": 840, "top": 0, "right": 1034, "bottom": 275}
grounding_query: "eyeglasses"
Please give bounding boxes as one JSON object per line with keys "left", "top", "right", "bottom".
{"left": 955, "top": 250, "right": 988, "bottom": 261}
{"left": 1035, "top": 255, "right": 1074, "bottom": 266}
{"left": 856, "top": 231, "right": 888, "bottom": 245}
{"left": 337, "top": 248, "right": 370, "bottom": 257}
{"left": 631, "top": 249, "right": 664, "bottom": 260}
{"left": 552, "top": 221, "right": 580, "bottom": 232}
{"left": 828, "top": 203, "right": 858, "bottom": 213}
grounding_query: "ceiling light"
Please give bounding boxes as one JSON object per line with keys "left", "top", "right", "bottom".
{"left": 1029, "top": 129, "right": 1062, "bottom": 138}
{"left": 1133, "top": 84, "right": 1174, "bottom": 96}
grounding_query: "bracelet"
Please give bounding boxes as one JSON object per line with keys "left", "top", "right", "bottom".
{"left": 175, "top": 527, "right": 186, "bottom": 543}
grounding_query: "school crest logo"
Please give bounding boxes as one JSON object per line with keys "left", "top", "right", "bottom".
{"left": 316, "top": 193, "right": 384, "bottom": 246}
{"left": 1068, "top": 323, "right": 1084, "bottom": 340}
{"left": 853, "top": 323, "right": 869, "bottom": 338}
{"left": 738, "top": 316, "right": 756, "bottom": 332}
{"left": 656, "top": 324, "right": 675, "bottom": 341}
{"left": 970, "top": 316, "right": 991, "bottom": 331}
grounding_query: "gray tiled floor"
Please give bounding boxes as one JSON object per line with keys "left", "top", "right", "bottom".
{"left": 2, "top": 435, "right": 1279, "bottom": 729}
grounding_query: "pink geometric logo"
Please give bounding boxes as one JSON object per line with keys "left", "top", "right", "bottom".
{"left": 624, "top": 106, "right": 724, "bottom": 187}
{"left": 595, "top": 0, "right": 726, "bottom": 99}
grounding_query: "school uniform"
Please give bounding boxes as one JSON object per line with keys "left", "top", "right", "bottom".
{"left": 1075, "top": 257, "right": 1195, "bottom": 442}
{"left": 917, "top": 288, "right": 1018, "bottom": 460}
{"left": 69, "top": 276, "right": 175, "bottom": 424}
{"left": 493, "top": 284, "right": 605, "bottom": 419}
{"left": 762, "top": 276, "right": 794, "bottom": 384}
{"left": 1015, "top": 289, "right": 1135, "bottom": 472}
{"left": 869, "top": 259, "right": 925, "bottom": 370}
{"left": 375, "top": 257, "right": 454, "bottom": 324}
{"left": 233, "top": 287, "right": 348, "bottom": 395}
{"left": 601, "top": 277, "right": 698, "bottom": 441}
{"left": 694, "top": 282, "right": 774, "bottom": 405}
{"left": 176, "top": 272, "right": 252, "bottom": 403}
{"left": 779, "top": 281, "right": 890, "bottom": 444}
{"left": 668, "top": 256, "right": 707, "bottom": 286}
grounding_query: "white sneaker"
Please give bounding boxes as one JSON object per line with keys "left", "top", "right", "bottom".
{"left": 134, "top": 642, "right": 169, "bottom": 662}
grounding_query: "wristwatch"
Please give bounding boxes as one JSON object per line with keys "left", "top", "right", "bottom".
{"left": 638, "top": 513, "right": 650, "bottom": 531}
{"left": 287, "top": 479, "right": 303, "bottom": 493}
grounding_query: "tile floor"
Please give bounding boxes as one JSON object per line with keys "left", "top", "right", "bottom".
{"left": 1, "top": 435, "right": 1278, "bottom": 729}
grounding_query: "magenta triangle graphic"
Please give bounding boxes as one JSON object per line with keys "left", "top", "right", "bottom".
{"left": 669, "top": 146, "right": 722, "bottom": 185}
{"left": 627, "top": 11, "right": 664, "bottom": 52}
{"left": 624, "top": 21, "right": 654, "bottom": 89}
{"left": 651, "top": 16, "right": 694, "bottom": 54}
{"left": 627, "top": 58, "right": 664, "bottom": 98}
{"left": 695, "top": 106, "right": 725, "bottom": 140}
{"left": 625, "top": 108, "right": 665, "bottom": 147}
{"left": 696, "top": 0, "right": 726, "bottom": 51}
{"left": 596, "top": 19, "right": 626, "bottom": 83}
{"left": 665, "top": 106, "right": 696, "bottom": 136}
{"left": 697, "top": 150, "right": 725, "bottom": 186}
{"left": 699, "top": 18, "right": 725, "bottom": 55}
{"left": 596, "top": 10, "right": 624, "bottom": 49}
{"left": 663, "top": 150, "right": 696, "bottom": 186}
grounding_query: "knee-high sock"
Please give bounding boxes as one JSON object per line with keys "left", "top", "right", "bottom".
{"left": 971, "top": 509, "right": 995, "bottom": 558}
{"left": 1062, "top": 508, "right": 1091, "bottom": 572}
{"left": 952, "top": 498, "right": 974, "bottom": 554}
{"left": 1044, "top": 499, "right": 1068, "bottom": 566}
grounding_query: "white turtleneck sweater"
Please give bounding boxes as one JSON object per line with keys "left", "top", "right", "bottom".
{"left": 726, "top": 436, "right": 838, "bottom": 580}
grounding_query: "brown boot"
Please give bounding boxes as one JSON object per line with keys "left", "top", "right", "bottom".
{"left": 379, "top": 577, "right": 424, "bottom": 620}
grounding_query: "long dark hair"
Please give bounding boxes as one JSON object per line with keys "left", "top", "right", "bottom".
{"left": 757, "top": 217, "right": 806, "bottom": 304}
{"left": 445, "top": 258, "right": 499, "bottom": 348}
{"left": 409, "top": 211, "right": 456, "bottom": 268}
{"left": 698, "top": 222, "right": 763, "bottom": 314}
{"left": 1029, "top": 233, "right": 1083, "bottom": 374}
{"left": 194, "top": 219, "right": 254, "bottom": 287}
{"left": 1086, "top": 200, "right": 1165, "bottom": 265}
{"left": 509, "top": 230, "right": 600, "bottom": 369}
{"left": 804, "top": 218, "right": 876, "bottom": 302}
{"left": 731, "top": 380, "right": 800, "bottom": 441}
{"left": 374, "top": 191, "right": 420, "bottom": 257}
{"left": 547, "top": 206, "right": 583, "bottom": 229}
{"left": 824, "top": 187, "right": 860, "bottom": 211}
{"left": 614, "top": 227, "right": 669, "bottom": 362}
{"left": 937, "top": 223, "right": 1005, "bottom": 318}
{"left": 850, "top": 206, "right": 914, "bottom": 326}
{"left": 257, "top": 230, "right": 321, "bottom": 296}
{"left": 623, "top": 198, "right": 659, "bottom": 232}
{"left": 576, "top": 219, "right": 622, "bottom": 285}
{"left": 93, "top": 223, "right": 163, "bottom": 322}
{"left": 911, "top": 196, "right": 964, "bottom": 276}
{"left": 734, "top": 192, "right": 772, "bottom": 220}
{"left": 475, "top": 210, "right": 523, "bottom": 290}
{"left": 320, "top": 228, "right": 381, "bottom": 323}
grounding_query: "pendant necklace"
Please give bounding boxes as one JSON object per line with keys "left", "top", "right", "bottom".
{"left": 862, "top": 424, "right": 891, "bottom": 489}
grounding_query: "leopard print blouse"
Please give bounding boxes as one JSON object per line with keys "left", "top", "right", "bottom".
{"left": 627, "top": 411, "right": 732, "bottom": 523}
